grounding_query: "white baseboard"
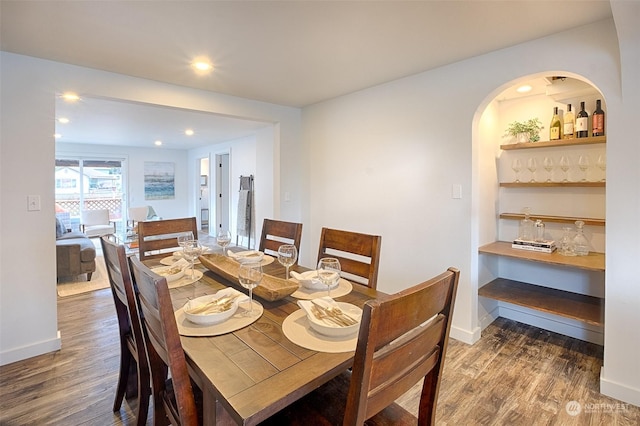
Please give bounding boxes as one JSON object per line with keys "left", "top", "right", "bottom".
{"left": 450, "top": 324, "right": 481, "bottom": 344}
{"left": 600, "top": 367, "right": 640, "bottom": 407}
{"left": 0, "top": 331, "right": 61, "bottom": 366}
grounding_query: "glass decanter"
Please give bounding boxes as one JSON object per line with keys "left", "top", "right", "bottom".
{"left": 518, "top": 207, "right": 534, "bottom": 242}
{"left": 559, "top": 226, "right": 576, "bottom": 256}
{"left": 573, "top": 220, "right": 590, "bottom": 256}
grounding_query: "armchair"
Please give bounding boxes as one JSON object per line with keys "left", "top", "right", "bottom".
{"left": 80, "top": 209, "right": 116, "bottom": 238}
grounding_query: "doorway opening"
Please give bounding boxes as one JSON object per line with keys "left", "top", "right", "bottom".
{"left": 215, "top": 153, "right": 231, "bottom": 235}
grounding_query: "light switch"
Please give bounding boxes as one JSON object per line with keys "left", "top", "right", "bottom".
{"left": 452, "top": 184, "right": 462, "bottom": 199}
{"left": 27, "top": 195, "right": 41, "bottom": 211}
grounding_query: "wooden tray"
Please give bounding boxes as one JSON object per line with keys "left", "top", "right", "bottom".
{"left": 199, "top": 254, "right": 298, "bottom": 302}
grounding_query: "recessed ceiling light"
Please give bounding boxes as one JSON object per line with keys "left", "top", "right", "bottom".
{"left": 154, "top": 140, "right": 163, "bottom": 146}
{"left": 54, "top": 133, "right": 62, "bottom": 139}
{"left": 516, "top": 85, "right": 532, "bottom": 93}
{"left": 191, "top": 57, "right": 213, "bottom": 73}
{"left": 61, "top": 92, "right": 80, "bottom": 102}
{"left": 185, "top": 129, "right": 194, "bottom": 136}
{"left": 57, "top": 117, "right": 70, "bottom": 124}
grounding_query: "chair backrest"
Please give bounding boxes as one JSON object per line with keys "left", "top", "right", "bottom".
{"left": 137, "top": 217, "right": 198, "bottom": 261}
{"left": 128, "top": 206, "right": 149, "bottom": 223}
{"left": 129, "top": 256, "right": 198, "bottom": 426}
{"left": 344, "top": 267, "right": 459, "bottom": 425}
{"left": 259, "top": 218, "right": 303, "bottom": 257}
{"left": 81, "top": 208, "right": 110, "bottom": 226}
{"left": 316, "top": 227, "right": 382, "bottom": 289}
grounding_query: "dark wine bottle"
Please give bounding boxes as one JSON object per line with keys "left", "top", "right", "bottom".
{"left": 592, "top": 99, "right": 605, "bottom": 136}
{"left": 576, "top": 101, "right": 589, "bottom": 138}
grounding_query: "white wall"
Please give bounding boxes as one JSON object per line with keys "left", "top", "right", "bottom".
{"left": 301, "top": 16, "right": 639, "bottom": 406}
{"left": 0, "top": 52, "right": 302, "bottom": 366}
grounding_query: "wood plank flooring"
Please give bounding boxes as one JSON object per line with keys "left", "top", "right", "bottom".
{"left": 1, "top": 287, "right": 638, "bottom": 425}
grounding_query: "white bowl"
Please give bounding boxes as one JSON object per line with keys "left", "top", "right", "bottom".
{"left": 293, "top": 270, "right": 339, "bottom": 291}
{"left": 307, "top": 302, "right": 362, "bottom": 337}
{"left": 232, "top": 250, "right": 265, "bottom": 264}
{"left": 152, "top": 265, "right": 185, "bottom": 283}
{"left": 183, "top": 294, "right": 240, "bottom": 325}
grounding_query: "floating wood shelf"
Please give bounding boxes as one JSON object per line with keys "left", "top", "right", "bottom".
{"left": 499, "top": 213, "right": 605, "bottom": 227}
{"left": 500, "top": 181, "right": 605, "bottom": 188}
{"left": 479, "top": 278, "right": 604, "bottom": 327}
{"left": 479, "top": 241, "right": 605, "bottom": 272}
{"left": 500, "top": 135, "right": 606, "bottom": 150}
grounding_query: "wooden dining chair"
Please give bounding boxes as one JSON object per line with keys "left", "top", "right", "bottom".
{"left": 316, "top": 227, "right": 382, "bottom": 289}
{"left": 128, "top": 255, "right": 199, "bottom": 426}
{"left": 100, "top": 236, "right": 150, "bottom": 426}
{"left": 137, "top": 217, "right": 198, "bottom": 261}
{"left": 258, "top": 218, "right": 303, "bottom": 257}
{"left": 262, "top": 267, "right": 460, "bottom": 426}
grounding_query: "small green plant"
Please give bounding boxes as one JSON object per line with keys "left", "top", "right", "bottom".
{"left": 504, "top": 118, "right": 544, "bottom": 142}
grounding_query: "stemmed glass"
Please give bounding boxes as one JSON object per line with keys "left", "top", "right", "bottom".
{"left": 216, "top": 230, "right": 232, "bottom": 256}
{"left": 543, "top": 157, "right": 554, "bottom": 182}
{"left": 511, "top": 159, "right": 523, "bottom": 183}
{"left": 177, "top": 232, "right": 194, "bottom": 250}
{"left": 182, "top": 240, "right": 202, "bottom": 280}
{"left": 597, "top": 154, "right": 606, "bottom": 182}
{"left": 578, "top": 155, "right": 590, "bottom": 182}
{"left": 559, "top": 156, "right": 571, "bottom": 182}
{"left": 277, "top": 244, "right": 298, "bottom": 280}
{"left": 238, "top": 263, "right": 263, "bottom": 317}
{"left": 317, "top": 257, "right": 341, "bottom": 297}
{"left": 527, "top": 157, "right": 537, "bottom": 182}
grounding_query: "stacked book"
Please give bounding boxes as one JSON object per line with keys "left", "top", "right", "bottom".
{"left": 512, "top": 238, "right": 556, "bottom": 253}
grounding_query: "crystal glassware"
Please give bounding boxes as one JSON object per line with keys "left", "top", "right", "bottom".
{"left": 277, "top": 244, "right": 298, "bottom": 280}
{"left": 578, "top": 155, "right": 590, "bottom": 182}
{"left": 527, "top": 157, "right": 537, "bottom": 182}
{"left": 559, "top": 226, "right": 576, "bottom": 256}
{"left": 518, "top": 207, "right": 534, "bottom": 241}
{"left": 238, "top": 262, "right": 263, "bottom": 316}
{"left": 177, "top": 232, "right": 194, "bottom": 249}
{"left": 543, "top": 156, "right": 554, "bottom": 182}
{"left": 597, "top": 154, "right": 606, "bottom": 182}
{"left": 573, "top": 220, "right": 590, "bottom": 256}
{"left": 559, "top": 156, "right": 571, "bottom": 182}
{"left": 216, "top": 230, "right": 232, "bottom": 256}
{"left": 182, "top": 240, "right": 202, "bottom": 280}
{"left": 512, "top": 158, "right": 523, "bottom": 183}
{"left": 317, "top": 257, "right": 341, "bottom": 297}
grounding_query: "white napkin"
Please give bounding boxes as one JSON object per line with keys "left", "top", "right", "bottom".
{"left": 291, "top": 270, "right": 338, "bottom": 290}
{"left": 297, "top": 297, "right": 341, "bottom": 326}
{"left": 171, "top": 258, "right": 190, "bottom": 270}
{"left": 172, "top": 250, "right": 184, "bottom": 259}
{"left": 184, "top": 287, "right": 249, "bottom": 312}
{"left": 227, "top": 250, "right": 263, "bottom": 262}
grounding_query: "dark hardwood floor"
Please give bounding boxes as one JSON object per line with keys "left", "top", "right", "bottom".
{"left": 1, "top": 286, "right": 638, "bottom": 425}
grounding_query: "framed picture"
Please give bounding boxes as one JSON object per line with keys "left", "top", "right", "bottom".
{"left": 200, "top": 175, "right": 208, "bottom": 187}
{"left": 144, "top": 161, "right": 175, "bottom": 200}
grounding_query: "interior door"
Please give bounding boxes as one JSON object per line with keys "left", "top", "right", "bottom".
{"left": 215, "top": 153, "right": 230, "bottom": 233}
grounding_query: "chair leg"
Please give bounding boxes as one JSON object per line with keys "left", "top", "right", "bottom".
{"left": 135, "top": 360, "right": 151, "bottom": 426}
{"left": 87, "top": 272, "right": 93, "bottom": 281}
{"left": 113, "top": 343, "right": 132, "bottom": 412}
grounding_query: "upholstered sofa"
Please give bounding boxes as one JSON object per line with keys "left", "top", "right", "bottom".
{"left": 56, "top": 218, "right": 96, "bottom": 281}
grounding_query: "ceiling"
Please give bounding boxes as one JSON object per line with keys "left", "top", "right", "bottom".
{"left": 1, "top": 1, "right": 613, "bottom": 149}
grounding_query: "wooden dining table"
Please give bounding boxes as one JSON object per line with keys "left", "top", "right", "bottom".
{"left": 158, "top": 252, "right": 382, "bottom": 426}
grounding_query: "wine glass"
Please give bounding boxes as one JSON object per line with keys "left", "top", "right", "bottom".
{"left": 597, "top": 154, "right": 606, "bottom": 181}
{"left": 578, "top": 155, "right": 590, "bottom": 182}
{"left": 182, "top": 240, "right": 202, "bottom": 280}
{"left": 543, "top": 157, "right": 554, "bottom": 182}
{"left": 511, "top": 158, "right": 523, "bottom": 183}
{"left": 527, "top": 157, "right": 537, "bottom": 182}
{"left": 238, "top": 263, "right": 263, "bottom": 317}
{"left": 277, "top": 244, "right": 298, "bottom": 280}
{"left": 177, "top": 231, "right": 194, "bottom": 249}
{"left": 559, "top": 156, "right": 571, "bottom": 182}
{"left": 216, "top": 229, "right": 232, "bottom": 256}
{"left": 317, "top": 258, "right": 341, "bottom": 297}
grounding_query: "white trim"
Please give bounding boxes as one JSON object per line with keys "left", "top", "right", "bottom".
{"left": 600, "top": 368, "right": 640, "bottom": 407}
{"left": 0, "top": 331, "right": 61, "bottom": 366}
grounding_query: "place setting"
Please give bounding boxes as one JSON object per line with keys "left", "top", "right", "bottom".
{"left": 151, "top": 258, "right": 204, "bottom": 289}
{"left": 174, "top": 262, "right": 265, "bottom": 336}
{"left": 287, "top": 256, "right": 353, "bottom": 300}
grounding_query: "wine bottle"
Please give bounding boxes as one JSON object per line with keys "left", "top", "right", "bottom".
{"left": 592, "top": 99, "right": 605, "bottom": 136}
{"left": 576, "top": 101, "right": 589, "bottom": 138}
{"left": 549, "top": 107, "right": 562, "bottom": 140}
{"left": 563, "top": 103, "right": 575, "bottom": 139}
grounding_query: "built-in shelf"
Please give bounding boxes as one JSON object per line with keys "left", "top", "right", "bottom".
{"left": 500, "top": 181, "right": 605, "bottom": 188}
{"left": 479, "top": 278, "right": 604, "bottom": 326}
{"left": 499, "top": 213, "right": 605, "bottom": 227}
{"left": 500, "top": 135, "right": 606, "bottom": 150}
{"left": 478, "top": 241, "right": 605, "bottom": 271}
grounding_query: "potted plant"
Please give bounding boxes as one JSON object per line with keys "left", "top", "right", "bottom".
{"left": 504, "top": 118, "right": 544, "bottom": 143}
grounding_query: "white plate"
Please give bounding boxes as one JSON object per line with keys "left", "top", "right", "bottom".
{"left": 292, "top": 270, "right": 339, "bottom": 291}
{"left": 231, "top": 250, "right": 265, "bottom": 264}
{"left": 151, "top": 265, "right": 185, "bottom": 282}
{"left": 175, "top": 300, "right": 263, "bottom": 336}
{"left": 290, "top": 278, "right": 352, "bottom": 300}
{"left": 161, "top": 255, "right": 200, "bottom": 266}
{"left": 282, "top": 310, "right": 359, "bottom": 353}
{"left": 305, "top": 302, "right": 362, "bottom": 338}
{"left": 167, "top": 269, "right": 203, "bottom": 289}
{"left": 183, "top": 292, "right": 245, "bottom": 325}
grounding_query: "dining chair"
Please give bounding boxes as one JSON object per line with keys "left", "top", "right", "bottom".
{"left": 258, "top": 218, "right": 303, "bottom": 257}
{"left": 128, "top": 255, "right": 200, "bottom": 426}
{"left": 263, "top": 267, "right": 460, "bottom": 426}
{"left": 137, "top": 217, "right": 198, "bottom": 261}
{"left": 316, "top": 227, "right": 382, "bottom": 289}
{"left": 100, "top": 236, "right": 150, "bottom": 426}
